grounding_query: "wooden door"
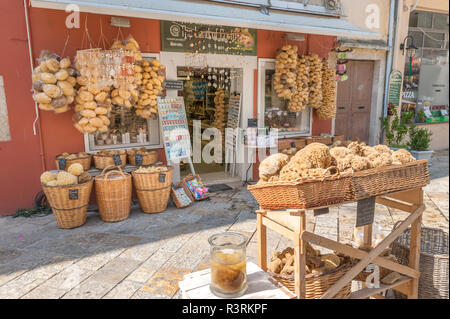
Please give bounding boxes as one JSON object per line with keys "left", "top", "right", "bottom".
{"left": 335, "top": 60, "right": 374, "bottom": 143}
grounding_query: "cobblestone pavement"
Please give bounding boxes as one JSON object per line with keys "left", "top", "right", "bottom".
{"left": 0, "top": 151, "right": 447, "bottom": 299}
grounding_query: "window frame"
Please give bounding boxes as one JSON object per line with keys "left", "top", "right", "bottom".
{"left": 83, "top": 52, "right": 163, "bottom": 153}
{"left": 257, "top": 58, "right": 312, "bottom": 138}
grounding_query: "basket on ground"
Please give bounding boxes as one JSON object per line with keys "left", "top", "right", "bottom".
{"left": 93, "top": 153, "right": 127, "bottom": 169}
{"left": 248, "top": 172, "right": 354, "bottom": 210}
{"left": 269, "top": 262, "right": 354, "bottom": 299}
{"left": 132, "top": 166, "right": 173, "bottom": 213}
{"left": 351, "top": 160, "right": 430, "bottom": 200}
{"left": 55, "top": 154, "right": 92, "bottom": 171}
{"left": 391, "top": 227, "right": 448, "bottom": 299}
{"left": 42, "top": 178, "right": 93, "bottom": 229}
{"left": 94, "top": 165, "right": 132, "bottom": 222}
{"left": 127, "top": 151, "right": 158, "bottom": 166}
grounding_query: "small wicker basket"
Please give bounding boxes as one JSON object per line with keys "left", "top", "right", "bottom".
{"left": 171, "top": 182, "right": 193, "bottom": 208}
{"left": 351, "top": 160, "right": 430, "bottom": 200}
{"left": 391, "top": 226, "right": 448, "bottom": 299}
{"left": 55, "top": 154, "right": 92, "bottom": 171}
{"left": 132, "top": 166, "right": 173, "bottom": 213}
{"left": 42, "top": 178, "right": 93, "bottom": 229}
{"left": 182, "top": 174, "right": 210, "bottom": 201}
{"left": 93, "top": 153, "right": 127, "bottom": 169}
{"left": 94, "top": 165, "right": 132, "bottom": 222}
{"left": 269, "top": 262, "right": 354, "bottom": 299}
{"left": 248, "top": 171, "right": 354, "bottom": 210}
{"left": 127, "top": 151, "right": 158, "bottom": 166}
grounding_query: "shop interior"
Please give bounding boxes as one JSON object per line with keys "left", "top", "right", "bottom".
{"left": 176, "top": 66, "right": 243, "bottom": 181}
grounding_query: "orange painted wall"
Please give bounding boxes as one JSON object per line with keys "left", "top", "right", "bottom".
{"left": 1, "top": 5, "right": 336, "bottom": 214}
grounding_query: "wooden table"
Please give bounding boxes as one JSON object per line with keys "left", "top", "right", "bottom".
{"left": 256, "top": 188, "right": 425, "bottom": 299}
{"left": 178, "top": 262, "right": 295, "bottom": 299}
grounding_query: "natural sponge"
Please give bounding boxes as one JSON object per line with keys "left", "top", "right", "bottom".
{"left": 78, "top": 171, "right": 91, "bottom": 184}
{"left": 330, "top": 146, "right": 351, "bottom": 160}
{"left": 67, "top": 163, "right": 84, "bottom": 176}
{"left": 56, "top": 171, "right": 78, "bottom": 186}
{"left": 40, "top": 171, "right": 57, "bottom": 185}
{"left": 259, "top": 153, "right": 289, "bottom": 181}
{"left": 392, "top": 149, "right": 415, "bottom": 164}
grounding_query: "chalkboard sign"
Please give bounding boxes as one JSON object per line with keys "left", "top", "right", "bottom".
{"left": 135, "top": 154, "right": 143, "bottom": 166}
{"left": 58, "top": 158, "right": 67, "bottom": 170}
{"left": 159, "top": 173, "right": 166, "bottom": 183}
{"left": 247, "top": 118, "right": 258, "bottom": 128}
{"left": 388, "top": 70, "right": 402, "bottom": 107}
{"left": 68, "top": 189, "right": 78, "bottom": 200}
{"left": 356, "top": 197, "right": 376, "bottom": 227}
{"left": 164, "top": 80, "right": 183, "bottom": 90}
{"left": 113, "top": 154, "right": 122, "bottom": 166}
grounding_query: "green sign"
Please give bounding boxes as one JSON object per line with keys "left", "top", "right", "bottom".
{"left": 388, "top": 70, "right": 402, "bottom": 107}
{"left": 161, "top": 21, "right": 257, "bottom": 56}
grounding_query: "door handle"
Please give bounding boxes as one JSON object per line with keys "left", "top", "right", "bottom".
{"left": 338, "top": 106, "right": 345, "bottom": 110}
{"left": 357, "top": 106, "right": 365, "bottom": 110}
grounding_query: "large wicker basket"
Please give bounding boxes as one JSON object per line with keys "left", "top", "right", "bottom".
{"left": 127, "top": 151, "right": 158, "bottom": 166}
{"left": 93, "top": 153, "right": 127, "bottom": 169}
{"left": 248, "top": 172, "right": 354, "bottom": 210}
{"left": 94, "top": 165, "right": 132, "bottom": 222}
{"left": 269, "top": 262, "right": 354, "bottom": 299}
{"left": 351, "top": 160, "right": 430, "bottom": 200}
{"left": 55, "top": 154, "right": 92, "bottom": 171}
{"left": 391, "top": 227, "right": 448, "bottom": 299}
{"left": 132, "top": 166, "right": 173, "bottom": 213}
{"left": 42, "top": 178, "right": 93, "bottom": 229}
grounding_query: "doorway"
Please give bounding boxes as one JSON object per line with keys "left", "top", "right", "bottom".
{"left": 335, "top": 60, "right": 375, "bottom": 143}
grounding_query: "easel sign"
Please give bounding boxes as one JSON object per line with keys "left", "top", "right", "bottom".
{"left": 157, "top": 97, "right": 194, "bottom": 173}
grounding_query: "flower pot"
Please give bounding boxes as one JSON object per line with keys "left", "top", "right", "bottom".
{"left": 410, "top": 149, "right": 434, "bottom": 162}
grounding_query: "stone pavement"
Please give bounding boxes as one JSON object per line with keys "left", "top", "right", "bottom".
{"left": 0, "top": 150, "right": 447, "bottom": 299}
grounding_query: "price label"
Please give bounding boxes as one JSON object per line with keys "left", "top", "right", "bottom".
{"left": 135, "top": 154, "right": 143, "bottom": 166}
{"left": 314, "top": 207, "right": 329, "bottom": 216}
{"left": 58, "top": 158, "right": 67, "bottom": 170}
{"left": 113, "top": 154, "right": 122, "bottom": 166}
{"left": 158, "top": 173, "right": 166, "bottom": 183}
{"left": 356, "top": 197, "right": 376, "bottom": 227}
{"left": 68, "top": 189, "right": 78, "bottom": 200}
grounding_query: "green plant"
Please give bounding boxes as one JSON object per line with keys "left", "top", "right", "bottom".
{"left": 417, "top": 110, "right": 426, "bottom": 123}
{"left": 407, "top": 125, "right": 432, "bottom": 151}
{"left": 380, "top": 108, "right": 413, "bottom": 148}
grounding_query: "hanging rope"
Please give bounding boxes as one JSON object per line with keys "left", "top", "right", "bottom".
{"left": 60, "top": 31, "right": 70, "bottom": 58}
{"left": 97, "top": 16, "right": 109, "bottom": 49}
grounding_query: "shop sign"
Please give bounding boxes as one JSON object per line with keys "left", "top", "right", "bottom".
{"left": 388, "top": 70, "right": 402, "bottom": 107}
{"left": 164, "top": 80, "right": 184, "bottom": 90}
{"left": 161, "top": 21, "right": 257, "bottom": 56}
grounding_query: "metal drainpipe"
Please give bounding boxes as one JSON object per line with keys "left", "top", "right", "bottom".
{"left": 24, "top": 0, "right": 47, "bottom": 171}
{"left": 380, "top": 0, "right": 397, "bottom": 144}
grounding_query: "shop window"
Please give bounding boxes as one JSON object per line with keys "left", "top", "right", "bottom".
{"left": 403, "top": 12, "right": 449, "bottom": 124}
{"left": 258, "top": 59, "right": 311, "bottom": 137}
{"left": 84, "top": 53, "right": 162, "bottom": 152}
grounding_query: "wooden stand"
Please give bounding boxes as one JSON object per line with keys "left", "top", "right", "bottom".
{"left": 256, "top": 188, "right": 425, "bottom": 299}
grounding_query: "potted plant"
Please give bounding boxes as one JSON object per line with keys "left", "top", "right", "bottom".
{"left": 417, "top": 110, "right": 426, "bottom": 123}
{"left": 407, "top": 124, "right": 433, "bottom": 161}
{"left": 380, "top": 108, "right": 413, "bottom": 150}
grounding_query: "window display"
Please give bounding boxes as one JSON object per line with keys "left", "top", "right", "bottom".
{"left": 85, "top": 54, "right": 162, "bottom": 151}
{"left": 261, "top": 63, "right": 311, "bottom": 136}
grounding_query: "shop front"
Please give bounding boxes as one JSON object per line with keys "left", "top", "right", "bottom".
{"left": 0, "top": 0, "right": 380, "bottom": 214}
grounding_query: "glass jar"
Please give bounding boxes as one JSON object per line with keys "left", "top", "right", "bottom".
{"left": 208, "top": 232, "right": 248, "bottom": 298}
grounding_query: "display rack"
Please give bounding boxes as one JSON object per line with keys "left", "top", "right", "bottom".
{"left": 256, "top": 188, "right": 425, "bottom": 299}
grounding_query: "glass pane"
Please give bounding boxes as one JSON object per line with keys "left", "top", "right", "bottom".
{"left": 424, "top": 32, "right": 445, "bottom": 48}
{"left": 409, "top": 30, "right": 423, "bottom": 48}
{"left": 422, "top": 48, "right": 449, "bottom": 65}
{"left": 263, "top": 68, "right": 310, "bottom": 134}
{"left": 88, "top": 106, "right": 155, "bottom": 150}
{"left": 409, "top": 11, "right": 419, "bottom": 27}
{"left": 418, "top": 11, "right": 433, "bottom": 28}
{"left": 432, "top": 13, "right": 449, "bottom": 31}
